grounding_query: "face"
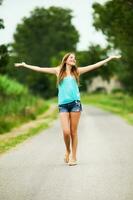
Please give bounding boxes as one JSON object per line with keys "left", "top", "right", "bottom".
{"left": 66, "top": 54, "right": 76, "bottom": 66}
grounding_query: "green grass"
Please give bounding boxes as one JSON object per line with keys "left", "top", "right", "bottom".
{"left": 0, "top": 74, "right": 58, "bottom": 154}
{"left": 0, "top": 98, "right": 50, "bottom": 134}
{"left": 0, "top": 74, "right": 51, "bottom": 134}
{"left": 81, "top": 92, "right": 133, "bottom": 125}
{"left": 0, "top": 107, "right": 58, "bottom": 154}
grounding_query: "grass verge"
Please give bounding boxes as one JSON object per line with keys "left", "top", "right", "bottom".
{"left": 81, "top": 92, "right": 133, "bottom": 125}
{"left": 0, "top": 105, "right": 58, "bottom": 155}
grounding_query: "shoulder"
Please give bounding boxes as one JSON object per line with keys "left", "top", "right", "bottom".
{"left": 55, "top": 66, "right": 61, "bottom": 77}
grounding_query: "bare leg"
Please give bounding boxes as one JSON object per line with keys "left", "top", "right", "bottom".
{"left": 70, "top": 112, "right": 81, "bottom": 160}
{"left": 59, "top": 112, "right": 71, "bottom": 161}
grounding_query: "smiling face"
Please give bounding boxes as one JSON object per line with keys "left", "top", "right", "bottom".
{"left": 66, "top": 53, "right": 76, "bottom": 66}
{"left": 58, "top": 52, "right": 79, "bottom": 85}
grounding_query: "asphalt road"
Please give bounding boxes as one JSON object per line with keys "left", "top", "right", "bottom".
{"left": 0, "top": 105, "right": 133, "bottom": 200}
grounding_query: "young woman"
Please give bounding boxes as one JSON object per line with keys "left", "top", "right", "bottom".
{"left": 15, "top": 52, "right": 121, "bottom": 166}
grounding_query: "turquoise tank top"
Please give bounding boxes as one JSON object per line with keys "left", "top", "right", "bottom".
{"left": 58, "top": 75, "right": 80, "bottom": 105}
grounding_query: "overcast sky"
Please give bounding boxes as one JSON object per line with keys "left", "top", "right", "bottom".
{"left": 0, "top": 0, "right": 108, "bottom": 50}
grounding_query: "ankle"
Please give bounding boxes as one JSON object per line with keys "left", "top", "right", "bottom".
{"left": 66, "top": 149, "right": 70, "bottom": 154}
{"left": 71, "top": 156, "right": 77, "bottom": 160}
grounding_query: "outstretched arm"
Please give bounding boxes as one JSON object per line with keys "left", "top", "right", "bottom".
{"left": 14, "top": 62, "right": 59, "bottom": 75}
{"left": 78, "top": 55, "right": 121, "bottom": 75}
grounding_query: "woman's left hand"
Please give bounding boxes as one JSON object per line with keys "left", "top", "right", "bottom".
{"left": 109, "top": 55, "right": 122, "bottom": 60}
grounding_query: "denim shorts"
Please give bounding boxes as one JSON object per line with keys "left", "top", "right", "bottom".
{"left": 58, "top": 100, "right": 82, "bottom": 112}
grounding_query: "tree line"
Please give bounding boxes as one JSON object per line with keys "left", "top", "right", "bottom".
{"left": 0, "top": 1, "right": 133, "bottom": 98}
{"left": 93, "top": 0, "right": 133, "bottom": 93}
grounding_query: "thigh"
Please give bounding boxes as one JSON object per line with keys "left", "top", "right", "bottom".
{"left": 59, "top": 112, "right": 70, "bottom": 133}
{"left": 70, "top": 112, "right": 81, "bottom": 133}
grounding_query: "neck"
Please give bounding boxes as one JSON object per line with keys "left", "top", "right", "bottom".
{"left": 66, "top": 64, "right": 72, "bottom": 72}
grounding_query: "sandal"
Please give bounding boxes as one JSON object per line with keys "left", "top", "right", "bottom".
{"left": 68, "top": 158, "right": 77, "bottom": 166}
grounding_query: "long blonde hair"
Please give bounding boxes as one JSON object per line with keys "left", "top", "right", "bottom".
{"left": 57, "top": 52, "right": 80, "bottom": 85}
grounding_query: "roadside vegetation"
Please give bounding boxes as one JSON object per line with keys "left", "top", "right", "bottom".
{"left": 81, "top": 91, "right": 133, "bottom": 125}
{"left": 0, "top": 74, "right": 55, "bottom": 134}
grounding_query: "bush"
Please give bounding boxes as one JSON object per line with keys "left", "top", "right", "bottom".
{"left": 0, "top": 74, "right": 49, "bottom": 134}
{"left": 92, "top": 87, "right": 107, "bottom": 94}
{"left": 0, "top": 74, "right": 28, "bottom": 97}
{"left": 111, "top": 88, "right": 124, "bottom": 94}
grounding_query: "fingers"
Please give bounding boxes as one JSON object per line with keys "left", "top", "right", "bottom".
{"left": 110, "top": 55, "right": 122, "bottom": 59}
{"left": 116, "top": 55, "right": 121, "bottom": 59}
{"left": 14, "top": 62, "right": 25, "bottom": 67}
{"left": 14, "top": 63, "right": 20, "bottom": 67}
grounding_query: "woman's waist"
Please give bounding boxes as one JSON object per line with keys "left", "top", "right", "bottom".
{"left": 58, "top": 99, "right": 81, "bottom": 106}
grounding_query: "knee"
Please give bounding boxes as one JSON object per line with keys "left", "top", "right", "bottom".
{"left": 63, "top": 129, "right": 70, "bottom": 137}
{"left": 71, "top": 129, "right": 77, "bottom": 137}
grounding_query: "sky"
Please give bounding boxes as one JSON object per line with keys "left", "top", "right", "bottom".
{"left": 0, "top": 0, "right": 108, "bottom": 51}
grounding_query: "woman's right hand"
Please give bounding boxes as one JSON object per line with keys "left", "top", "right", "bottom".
{"left": 14, "top": 62, "right": 26, "bottom": 67}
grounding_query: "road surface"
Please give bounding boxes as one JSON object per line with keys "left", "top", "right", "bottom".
{"left": 0, "top": 105, "right": 133, "bottom": 200}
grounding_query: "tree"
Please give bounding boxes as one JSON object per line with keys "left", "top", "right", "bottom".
{"left": 0, "top": 0, "right": 3, "bottom": 4}
{"left": 0, "top": 45, "right": 9, "bottom": 74}
{"left": 13, "top": 6, "right": 79, "bottom": 65}
{"left": 0, "top": 0, "right": 4, "bottom": 34}
{"left": 51, "top": 45, "right": 117, "bottom": 91}
{"left": 93, "top": 0, "right": 133, "bottom": 92}
{"left": 76, "top": 44, "right": 117, "bottom": 91}
{"left": 0, "top": 0, "right": 9, "bottom": 74}
{"left": 11, "top": 6, "right": 79, "bottom": 97}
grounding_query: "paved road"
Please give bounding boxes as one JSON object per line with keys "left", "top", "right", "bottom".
{"left": 0, "top": 105, "right": 133, "bottom": 200}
